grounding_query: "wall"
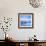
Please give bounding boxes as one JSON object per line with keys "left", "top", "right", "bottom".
{"left": 0, "top": 0, "right": 46, "bottom": 40}
{"left": 44, "top": 16, "right": 46, "bottom": 40}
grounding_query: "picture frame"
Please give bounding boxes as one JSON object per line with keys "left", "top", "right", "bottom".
{"left": 18, "top": 13, "right": 34, "bottom": 29}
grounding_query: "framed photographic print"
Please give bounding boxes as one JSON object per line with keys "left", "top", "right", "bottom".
{"left": 18, "top": 13, "right": 34, "bottom": 29}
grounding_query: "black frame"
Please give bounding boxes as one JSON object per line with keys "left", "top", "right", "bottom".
{"left": 18, "top": 13, "right": 34, "bottom": 29}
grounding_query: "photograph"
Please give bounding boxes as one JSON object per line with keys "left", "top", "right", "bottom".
{"left": 18, "top": 13, "right": 34, "bottom": 29}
